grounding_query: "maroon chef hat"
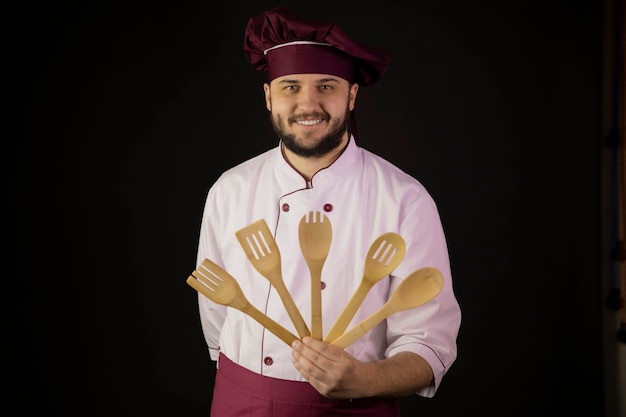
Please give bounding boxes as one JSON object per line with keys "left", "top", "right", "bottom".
{"left": 243, "top": 7, "right": 392, "bottom": 86}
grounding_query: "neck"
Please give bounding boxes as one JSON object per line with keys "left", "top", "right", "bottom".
{"left": 282, "top": 135, "right": 349, "bottom": 181}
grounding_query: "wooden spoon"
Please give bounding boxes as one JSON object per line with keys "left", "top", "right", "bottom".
{"left": 298, "top": 211, "right": 333, "bottom": 340}
{"left": 324, "top": 232, "right": 405, "bottom": 343}
{"left": 330, "top": 267, "right": 444, "bottom": 349}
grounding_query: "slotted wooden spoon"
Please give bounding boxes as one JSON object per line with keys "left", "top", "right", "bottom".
{"left": 298, "top": 211, "right": 333, "bottom": 340}
{"left": 235, "top": 219, "right": 310, "bottom": 339}
{"left": 186, "top": 258, "right": 299, "bottom": 346}
{"left": 330, "top": 267, "right": 444, "bottom": 349}
{"left": 324, "top": 232, "right": 406, "bottom": 343}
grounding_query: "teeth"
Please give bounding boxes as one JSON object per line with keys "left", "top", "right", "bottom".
{"left": 298, "top": 120, "right": 321, "bottom": 126}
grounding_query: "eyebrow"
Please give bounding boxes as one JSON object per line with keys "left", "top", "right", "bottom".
{"left": 276, "top": 77, "right": 341, "bottom": 85}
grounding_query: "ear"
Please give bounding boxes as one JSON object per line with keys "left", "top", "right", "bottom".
{"left": 263, "top": 83, "right": 271, "bottom": 111}
{"left": 348, "top": 83, "right": 359, "bottom": 111}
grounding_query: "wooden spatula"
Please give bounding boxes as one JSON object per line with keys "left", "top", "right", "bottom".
{"left": 186, "top": 258, "right": 299, "bottom": 346}
{"left": 330, "top": 267, "right": 444, "bottom": 349}
{"left": 235, "top": 219, "right": 310, "bottom": 339}
{"left": 324, "top": 232, "right": 406, "bottom": 343}
{"left": 298, "top": 211, "right": 333, "bottom": 340}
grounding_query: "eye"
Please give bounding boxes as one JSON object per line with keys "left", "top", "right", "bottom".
{"left": 319, "top": 85, "right": 332, "bottom": 91}
{"left": 284, "top": 85, "right": 299, "bottom": 91}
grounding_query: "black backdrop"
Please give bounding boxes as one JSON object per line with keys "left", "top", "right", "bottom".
{"left": 8, "top": 0, "right": 608, "bottom": 416}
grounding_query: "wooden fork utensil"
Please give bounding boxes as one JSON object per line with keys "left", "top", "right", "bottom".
{"left": 298, "top": 211, "right": 333, "bottom": 340}
{"left": 186, "top": 258, "right": 299, "bottom": 346}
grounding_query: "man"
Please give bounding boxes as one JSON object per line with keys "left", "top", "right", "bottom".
{"left": 194, "top": 6, "right": 461, "bottom": 416}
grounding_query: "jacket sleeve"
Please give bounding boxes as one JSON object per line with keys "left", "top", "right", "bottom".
{"left": 385, "top": 187, "right": 462, "bottom": 397}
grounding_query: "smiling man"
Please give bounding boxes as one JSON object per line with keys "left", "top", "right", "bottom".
{"left": 265, "top": 73, "right": 356, "bottom": 180}
{"left": 193, "top": 7, "right": 461, "bottom": 416}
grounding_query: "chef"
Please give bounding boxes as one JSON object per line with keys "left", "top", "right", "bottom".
{"left": 193, "top": 6, "right": 462, "bottom": 416}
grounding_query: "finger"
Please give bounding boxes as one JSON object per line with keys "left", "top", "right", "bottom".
{"left": 301, "top": 337, "right": 342, "bottom": 362}
{"left": 298, "top": 339, "right": 334, "bottom": 374}
{"left": 292, "top": 341, "right": 331, "bottom": 383}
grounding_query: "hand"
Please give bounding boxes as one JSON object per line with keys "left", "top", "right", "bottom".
{"left": 291, "top": 336, "right": 373, "bottom": 399}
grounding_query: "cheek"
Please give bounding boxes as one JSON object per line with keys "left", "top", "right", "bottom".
{"left": 328, "top": 102, "right": 350, "bottom": 116}
{"left": 268, "top": 100, "right": 291, "bottom": 115}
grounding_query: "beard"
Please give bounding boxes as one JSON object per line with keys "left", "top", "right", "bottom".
{"left": 271, "top": 106, "right": 351, "bottom": 158}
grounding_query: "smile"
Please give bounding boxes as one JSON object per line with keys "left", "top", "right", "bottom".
{"left": 296, "top": 119, "right": 323, "bottom": 126}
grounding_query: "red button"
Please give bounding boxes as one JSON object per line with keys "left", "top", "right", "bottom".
{"left": 282, "top": 203, "right": 290, "bottom": 212}
{"left": 320, "top": 281, "right": 326, "bottom": 290}
{"left": 264, "top": 357, "right": 273, "bottom": 366}
{"left": 323, "top": 204, "right": 333, "bottom": 212}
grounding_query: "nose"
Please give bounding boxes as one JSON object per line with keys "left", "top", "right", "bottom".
{"left": 296, "top": 86, "right": 322, "bottom": 111}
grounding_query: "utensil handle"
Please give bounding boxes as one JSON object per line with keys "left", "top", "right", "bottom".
{"left": 187, "top": 276, "right": 299, "bottom": 346}
{"left": 330, "top": 305, "right": 393, "bottom": 349}
{"left": 273, "top": 279, "right": 311, "bottom": 339}
{"left": 310, "top": 269, "right": 323, "bottom": 340}
{"left": 244, "top": 305, "right": 300, "bottom": 347}
{"left": 324, "top": 282, "right": 371, "bottom": 343}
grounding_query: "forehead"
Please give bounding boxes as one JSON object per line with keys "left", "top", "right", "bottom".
{"left": 270, "top": 73, "right": 350, "bottom": 86}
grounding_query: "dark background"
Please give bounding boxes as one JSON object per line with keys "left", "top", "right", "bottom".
{"left": 8, "top": 0, "right": 618, "bottom": 416}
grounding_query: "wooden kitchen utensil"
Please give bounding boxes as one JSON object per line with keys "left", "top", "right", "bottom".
{"left": 330, "top": 267, "right": 444, "bottom": 349}
{"left": 324, "top": 232, "right": 406, "bottom": 343}
{"left": 186, "top": 258, "right": 299, "bottom": 346}
{"left": 236, "top": 219, "right": 310, "bottom": 339}
{"left": 298, "top": 211, "right": 333, "bottom": 340}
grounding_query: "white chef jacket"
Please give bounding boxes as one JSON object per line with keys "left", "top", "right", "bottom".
{"left": 196, "top": 136, "right": 461, "bottom": 397}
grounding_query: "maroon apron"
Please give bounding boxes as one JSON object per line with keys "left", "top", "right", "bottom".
{"left": 210, "top": 353, "right": 401, "bottom": 417}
